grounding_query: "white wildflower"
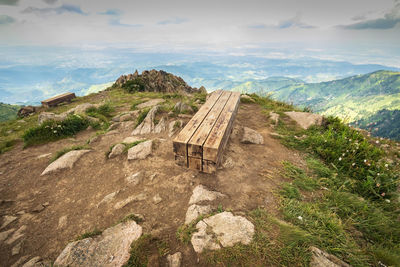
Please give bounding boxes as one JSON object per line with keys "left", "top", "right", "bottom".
{"left": 385, "top": 164, "right": 389, "bottom": 168}
{"left": 364, "top": 159, "right": 367, "bottom": 163}
{"left": 376, "top": 140, "right": 379, "bottom": 144}
{"left": 385, "top": 199, "right": 391, "bottom": 203}
{"left": 338, "top": 157, "right": 342, "bottom": 161}
{"left": 297, "top": 216, "right": 303, "bottom": 221}
{"left": 53, "top": 130, "right": 57, "bottom": 133}
{"left": 352, "top": 163, "right": 355, "bottom": 166}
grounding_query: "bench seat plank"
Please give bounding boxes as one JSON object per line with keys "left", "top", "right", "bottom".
{"left": 173, "top": 90, "right": 223, "bottom": 165}
{"left": 203, "top": 92, "right": 240, "bottom": 164}
{"left": 187, "top": 90, "right": 232, "bottom": 160}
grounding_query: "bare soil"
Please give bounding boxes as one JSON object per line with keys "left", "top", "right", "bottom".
{"left": 0, "top": 103, "right": 304, "bottom": 267}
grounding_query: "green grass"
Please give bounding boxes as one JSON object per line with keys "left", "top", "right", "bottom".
{"left": 51, "top": 144, "right": 90, "bottom": 162}
{"left": 22, "top": 114, "right": 90, "bottom": 147}
{"left": 176, "top": 219, "right": 201, "bottom": 244}
{"left": 118, "top": 214, "right": 144, "bottom": 224}
{"left": 130, "top": 99, "right": 146, "bottom": 110}
{"left": 123, "top": 234, "right": 154, "bottom": 267}
{"left": 76, "top": 229, "right": 102, "bottom": 240}
{"left": 0, "top": 139, "right": 18, "bottom": 154}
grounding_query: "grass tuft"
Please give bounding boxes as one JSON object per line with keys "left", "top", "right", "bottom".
{"left": 76, "top": 229, "right": 102, "bottom": 241}
{"left": 51, "top": 145, "right": 90, "bottom": 162}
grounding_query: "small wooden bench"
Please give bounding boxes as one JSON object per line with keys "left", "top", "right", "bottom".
{"left": 173, "top": 90, "right": 240, "bottom": 173}
{"left": 41, "top": 92, "right": 76, "bottom": 108}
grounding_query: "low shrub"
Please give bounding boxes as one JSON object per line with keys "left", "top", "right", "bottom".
{"left": 22, "top": 115, "right": 89, "bottom": 147}
{"left": 121, "top": 78, "right": 146, "bottom": 93}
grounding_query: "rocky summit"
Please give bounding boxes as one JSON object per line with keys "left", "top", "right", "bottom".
{"left": 115, "top": 69, "right": 207, "bottom": 94}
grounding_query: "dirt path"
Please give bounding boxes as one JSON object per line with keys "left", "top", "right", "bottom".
{"left": 0, "top": 103, "right": 303, "bottom": 266}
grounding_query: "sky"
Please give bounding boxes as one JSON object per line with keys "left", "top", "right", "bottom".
{"left": 0, "top": 0, "right": 399, "bottom": 66}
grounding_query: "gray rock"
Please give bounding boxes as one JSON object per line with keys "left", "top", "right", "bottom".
{"left": 12, "top": 241, "right": 22, "bottom": 256}
{"left": 284, "top": 111, "right": 323, "bottom": 129}
{"left": 191, "top": 212, "right": 254, "bottom": 253}
{"left": 136, "top": 99, "right": 165, "bottom": 109}
{"left": 22, "top": 256, "right": 42, "bottom": 267}
{"left": 174, "top": 102, "right": 193, "bottom": 113}
{"left": 167, "top": 252, "right": 182, "bottom": 267}
{"left": 126, "top": 172, "right": 142, "bottom": 185}
{"left": 122, "top": 136, "right": 143, "bottom": 144}
{"left": 67, "top": 103, "right": 98, "bottom": 115}
{"left": 168, "top": 120, "right": 183, "bottom": 137}
{"left": 6, "top": 225, "right": 26, "bottom": 245}
{"left": 154, "top": 117, "right": 166, "bottom": 133}
{"left": 1, "top": 215, "right": 17, "bottom": 229}
{"left": 108, "top": 144, "right": 126, "bottom": 159}
{"left": 240, "top": 95, "right": 255, "bottom": 102}
{"left": 185, "top": 204, "right": 211, "bottom": 225}
{"left": 0, "top": 228, "right": 15, "bottom": 242}
{"left": 189, "top": 185, "right": 225, "bottom": 205}
{"left": 105, "top": 130, "right": 119, "bottom": 136}
{"left": 269, "top": 112, "right": 279, "bottom": 125}
{"left": 32, "top": 204, "right": 45, "bottom": 213}
{"left": 58, "top": 215, "right": 68, "bottom": 229}
{"left": 111, "top": 115, "right": 121, "bottom": 122}
{"left": 310, "top": 246, "right": 350, "bottom": 267}
{"left": 41, "top": 150, "right": 91, "bottom": 175}
{"left": 54, "top": 220, "right": 142, "bottom": 267}
{"left": 127, "top": 140, "right": 152, "bottom": 160}
{"left": 89, "top": 135, "right": 101, "bottom": 144}
{"left": 114, "top": 193, "right": 146, "bottom": 209}
{"left": 241, "top": 127, "right": 264, "bottom": 144}
{"left": 153, "top": 194, "right": 162, "bottom": 204}
{"left": 38, "top": 112, "right": 67, "bottom": 125}
{"left": 97, "top": 191, "right": 120, "bottom": 207}
{"left": 119, "top": 113, "right": 132, "bottom": 122}
{"left": 37, "top": 153, "right": 52, "bottom": 159}
{"left": 108, "top": 122, "right": 121, "bottom": 131}
{"left": 132, "top": 106, "right": 159, "bottom": 135}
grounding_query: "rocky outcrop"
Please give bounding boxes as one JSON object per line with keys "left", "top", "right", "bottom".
{"left": 115, "top": 69, "right": 203, "bottom": 94}
{"left": 136, "top": 99, "right": 165, "bottom": 109}
{"left": 191, "top": 212, "right": 254, "bottom": 253}
{"left": 127, "top": 140, "right": 152, "bottom": 160}
{"left": 41, "top": 150, "right": 91, "bottom": 175}
{"left": 284, "top": 111, "right": 323, "bottom": 129}
{"left": 241, "top": 127, "right": 264, "bottom": 144}
{"left": 132, "top": 106, "right": 163, "bottom": 135}
{"left": 54, "top": 220, "right": 142, "bottom": 267}
{"left": 65, "top": 103, "right": 98, "bottom": 115}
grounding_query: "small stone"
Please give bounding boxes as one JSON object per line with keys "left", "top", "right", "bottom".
{"left": 12, "top": 241, "right": 22, "bottom": 256}
{"left": 126, "top": 172, "right": 142, "bottom": 185}
{"left": 310, "top": 246, "right": 350, "bottom": 267}
{"left": 108, "top": 144, "right": 126, "bottom": 159}
{"left": 153, "top": 194, "right": 162, "bottom": 204}
{"left": 119, "top": 114, "right": 132, "bottom": 121}
{"left": 37, "top": 153, "right": 52, "bottom": 159}
{"left": 42, "top": 202, "right": 50, "bottom": 207}
{"left": 41, "top": 150, "right": 91, "bottom": 176}
{"left": 97, "top": 191, "right": 119, "bottom": 207}
{"left": 108, "top": 123, "right": 121, "bottom": 131}
{"left": 1, "top": 215, "right": 17, "bottom": 229}
{"left": 127, "top": 140, "right": 152, "bottom": 160}
{"left": 241, "top": 127, "right": 264, "bottom": 144}
{"left": 22, "top": 256, "right": 42, "bottom": 267}
{"left": 114, "top": 193, "right": 146, "bottom": 209}
{"left": 58, "top": 216, "right": 68, "bottom": 229}
{"left": 122, "top": 136, "right": 143, "bottom": 144}
{"left": 189, "top": 185, "right": 225, "bottom": 205}
{"left": 240, "top": 94, "right": 255, "bottom": 102}
{"left": 32, "top": 204, "right": 45, "bottom": 213}
{"left": 284, "top": 111, "right": 323, "bottom": 129}
{"left": 149, "top": 173, "right": 157, "bottom": 181}
{"left": 167, "top": 252, "right": 182, "bottom": 267}
{"left": 89, "top": 135, "right": 101, "bottom": 144}
{"left": 0, "top": 228, "right": 15, "bottom": 242}
{"left": 6, "top": 225, "right": 26, "bottom": 245}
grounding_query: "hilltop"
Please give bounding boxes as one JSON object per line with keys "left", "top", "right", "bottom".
{"left": 0, "top": 70, "right": 399, "bottom": 267}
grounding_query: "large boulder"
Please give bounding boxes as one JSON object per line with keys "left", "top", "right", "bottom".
{"left": 127, "top": 140, "right": 152, "bottom": 160}
{"left": 191, "top": 212, "right": 254, "bottom": 253}
{"left": 54, "top": 220, "right": 142, "bottom": 267}
{"left": 241, "top": 127, "right": 264, "bottom": 144}
{"left": 185, "top": 204, "right": 211, "bottom": 225}
{"left": 132, "top": 106, "right": 164, "bottom": 135}
{"left": 38, "top": 112, "right": 67, "bottom": 125}
{"left": 41, "top": 150, "right": 91, "bottom": 175}
{"left": 284, "top": 111, "right": 323, "bottom": 129}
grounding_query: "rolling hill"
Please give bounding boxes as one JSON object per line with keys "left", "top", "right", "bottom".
{"left": 0, "top": 103, "right": 20, "bottom": 122}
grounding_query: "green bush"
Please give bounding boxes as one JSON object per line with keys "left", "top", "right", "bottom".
{"left": 86, "top": 103, "right": 114, "bottom": 118}
{"left": 121, "top": 78, "right": 146, "bottom": 93}
{"left": 22, "top": 115, "right": 89, "bottom": 147}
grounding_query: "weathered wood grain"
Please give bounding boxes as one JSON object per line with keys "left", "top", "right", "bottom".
{"left": 172, "top": 90, "right": 223, "bottom": 166}
{"left": 203, "top": 92, "right": 240, "bottom": 165}
{"left": 187, "top": 91, "right": 232, "bottom": 159}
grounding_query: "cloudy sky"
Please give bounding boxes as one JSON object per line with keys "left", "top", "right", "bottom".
{"left": 0, "top": 0, "right": 400, "bottom": 66}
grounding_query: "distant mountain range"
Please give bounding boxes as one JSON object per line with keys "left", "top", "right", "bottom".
{"left": 230, "top": 70, "right": 400, "bottom": 140}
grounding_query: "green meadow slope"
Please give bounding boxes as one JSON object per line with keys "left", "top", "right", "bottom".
{"left": 0, "top": 103, "right": 20, "bottom": 122}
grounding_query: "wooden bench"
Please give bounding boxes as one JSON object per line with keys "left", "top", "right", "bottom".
{"left": 173, "top": 90, "right": 240, "bottom": 173}
{"left": 41, "top": 92, "right": 76, "bottom": 108}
